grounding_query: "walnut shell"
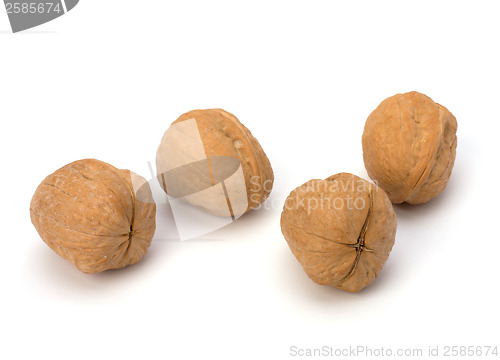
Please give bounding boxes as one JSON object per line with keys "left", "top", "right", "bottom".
{"left": 30, "top": 159, "right": 156, "bottom": 274}
{"left": 156, "top": 109, "right": 274, "bottom": 217}
{"left": 362, "top": 91, "right": 457, "bottom": 204}
{"left": 280, "top": 173, "right": 397, "bottom": 293}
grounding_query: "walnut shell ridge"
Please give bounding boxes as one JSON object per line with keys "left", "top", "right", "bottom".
{"left": 30, "top": 159, "right": 156, "bottom": 274}
{"left": 362, "top": 91, "right": 458, "bottom": 204}
{"left": 156, "top": 109, "right": 274, "bottom": 217}
{"left": 280, "top": 173, "right": 397, "bottom": 293}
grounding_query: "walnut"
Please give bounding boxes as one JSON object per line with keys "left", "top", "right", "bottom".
{"left": 156, "top": 109, "right": 274, "bottom": 217}
{"left": 280, "top": 173, "right": 397, "bottom": 293}
{"left": 362, "top": 91, "right": 458, "bottom": 204}
{"left": 30, "top": 159, "right": 156, "bottom": 274}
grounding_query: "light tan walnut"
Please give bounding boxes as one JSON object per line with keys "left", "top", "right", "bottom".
{"left": 280, "top": 173, "right": 397, "bottom": 293}
{"left": 362, "top": 91, "right": 457, "bottom": 204}
{"left": 156, "top": 109, "right": 274, "bottom": 217}
{"left": 30, "top": 159, "right": 156, "bottom": 274}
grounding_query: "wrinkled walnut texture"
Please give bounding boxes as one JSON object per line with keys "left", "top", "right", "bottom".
{"left": 280, "top": 173, "right": 397, "bottom": 292}
{"left": 156, "top": 108, "right": 274, "bottom": 217}
{"left": 362, "top": 91, "right": 457, "bottom": 204}
{"left": 30, "top": 159, "right": 156, "bottom": 274}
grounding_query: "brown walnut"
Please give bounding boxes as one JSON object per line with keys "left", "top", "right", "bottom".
{"left": 156, "top": 109, "right": 274, "bottom": 217}
{"left": 30, "top": 159, "right": 156, "bottom": 274}
{"left": 362, "top": 91, "right": 457, "bottom": 204}
{"left": 280, "top": 173, "right": 397, "bottom": 293}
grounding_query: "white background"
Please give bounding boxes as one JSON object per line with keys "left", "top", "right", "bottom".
{"left": 1, "top": 1, "right": 499, "bottom": 359}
